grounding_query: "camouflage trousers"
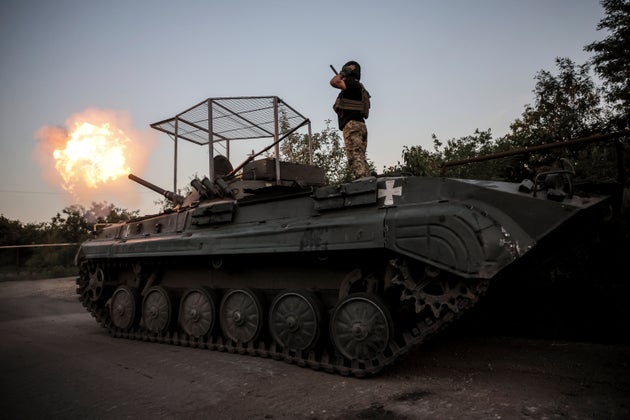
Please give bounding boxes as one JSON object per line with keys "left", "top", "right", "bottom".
{"left": 342, "top": 120, "right": 370, "bottom": 178}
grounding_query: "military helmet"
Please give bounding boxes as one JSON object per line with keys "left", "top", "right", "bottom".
{"left": 342, "top": 60, "right": 361, "bottom": 80}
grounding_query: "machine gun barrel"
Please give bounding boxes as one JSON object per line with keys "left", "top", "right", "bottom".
{"left": 128, "top": 173, "right": 184, "bottom": 205}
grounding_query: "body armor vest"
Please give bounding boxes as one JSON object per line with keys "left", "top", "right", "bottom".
{"left": 333, "top": 83, "right": 371, "bottom": 119}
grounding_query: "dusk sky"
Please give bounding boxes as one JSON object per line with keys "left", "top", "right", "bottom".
{"left": 1, "top": 0, "right": 605, "bottom": 224}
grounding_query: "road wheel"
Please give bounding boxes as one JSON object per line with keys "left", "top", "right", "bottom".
{"left": 219, "top": 288, "right": 264, "bottom": 344}
{"left": 86, "top": 264, "right": 106, "bottom": 302}
{"left": 110, "top": 286, "right": 139, "bottom": 330}
{"left": 179, "top": 288, "right": 217, "bottom": 338}
{"left": 330, "top": 293, "right": 393, "bottom": 361}
{"left": 142, "top": 286, "right": 173, "bottom": 334}
{"left": 268, "top": 290, "right": 322, "bottom": 352}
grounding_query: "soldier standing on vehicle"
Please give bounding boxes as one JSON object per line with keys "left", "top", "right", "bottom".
{"left": 330, "top": 60, "right": 371, "bottom": 179}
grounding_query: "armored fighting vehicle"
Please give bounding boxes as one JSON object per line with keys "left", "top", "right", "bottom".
{"left": 76, "top": 96, "right": 623, "bottom": 376}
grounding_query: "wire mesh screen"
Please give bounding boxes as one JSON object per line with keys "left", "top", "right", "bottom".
{"left": 150, "top": 96, "right": 309, "bottom": 146}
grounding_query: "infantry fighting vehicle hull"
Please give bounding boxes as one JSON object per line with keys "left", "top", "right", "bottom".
{"left": 75, "top": 97, "right": 622, "bottom": 376}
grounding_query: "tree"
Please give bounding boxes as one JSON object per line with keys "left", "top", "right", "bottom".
{"left": 495, "top": 58, "right": 610, "bottom": 181}
{"left": 0, "top": 215, "right": 24, "bottom": 246}
{"left": 382, "top": 143, "right": 439, "bottom": 177}
{"left": 382, "top": 129, "right": 498, "bottom": 179}
{"left": 387, "top": 56, "right": 619, "bottom": 183}
{"left": 508, "top": 57, "right": 603, "bottom": 147}
{"left": 1, "top": 202, "right": 139, "bottom": 277}
{"left": 0, "top": 216, "right": 38, "bottom": 268}
{"left": 85, "top": 202, "right": 140, "bottom": 224}
{"left": 50, "top": 206, "right": 92, "bottom": 244}
{"left": 585, "top": 0, "right": 630, "bottom": 125}
{"left": 279, "top": 119, "right": 354, "bottom": 184}
{"left": 434, "top": 129, "right": 503, "bottom": 179}
{"left": 49, "top": 202, "right": 139, "bottom": 244}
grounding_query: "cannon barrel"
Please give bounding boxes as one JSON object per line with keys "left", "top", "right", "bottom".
{"left": 128, "top": 173, "right": 184, "bottom": 205}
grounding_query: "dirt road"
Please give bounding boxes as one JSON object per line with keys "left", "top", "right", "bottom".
{"left": 0, "top": 277, "right": 628, "bottom": 419}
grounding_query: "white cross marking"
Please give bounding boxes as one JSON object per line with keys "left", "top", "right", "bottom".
{"left": 378, "top": 179, "right": 402, "bottom": 206}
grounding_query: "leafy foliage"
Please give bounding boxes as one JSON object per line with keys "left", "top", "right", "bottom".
{"left": 381, "top": 144, "right": 439, "bottom": 177}
{"left": 384, "top": 1, "right": 630, "bottom": 182}
{"left": 382, "top": 129, "right": 499, "bottom": 179}
{"left": 585, "top": 0, "right": 630, "bottom": 124}
{"left": 389, "top": 55, "right": 626, "bottom": 184}
{"left": 279, "top": 119, "right": 354, "bottom": 184}
{"left": 497, "top": 57, "right": 611, "bottom": 181}
{"left": 508, "top": 58, "right": 604, "bottom": 146}
{"left": 0, "top": 202, "right": 139, "bottom": 278}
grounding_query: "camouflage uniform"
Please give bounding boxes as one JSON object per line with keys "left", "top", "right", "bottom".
{"left": 342, "top": 120, "right": 370, "bottom": 178}
{"left": 331, "top": 61, "right": 371, "bottom": 179}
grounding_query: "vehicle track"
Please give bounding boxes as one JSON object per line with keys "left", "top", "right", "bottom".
{"left": 77, "top": 258, "right": 488, "bottom": 377}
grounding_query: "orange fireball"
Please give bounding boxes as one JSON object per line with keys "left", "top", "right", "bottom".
{"left": 53, "top": 121, "right": 131, "bottom": 191}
